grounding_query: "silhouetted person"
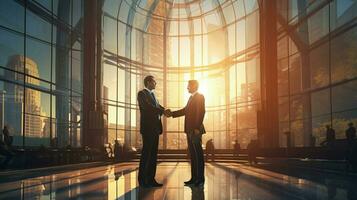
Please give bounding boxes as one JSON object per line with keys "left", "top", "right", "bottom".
{"left": 311, "top": 135, "right": 316, "bottom": 147}
{"left": 169, "top": 80, "right": 206, "bottom": 187}
{"left": 205, "top": 139, "right": 214, "bottom": 162}
{"left": 114, "top": 140, "right": 122, "bottom": 162}
{"left": 247, "top": 140, "right": 258, "bottom": 165}
{"left": 346, "top": 122, "right": 356, "bottom": 144}
{"left": 0, "top": 126, "right": 14, "bottom": 169}
{"left": 50, "top": 137, "right": 58, "bottom": 148}
{"left": 137, "top": 75, "right": 169, "bottom": 187}
{"left": 2, "top": 126, "right": 12, "bottom": 148}
{"left": 84, "top": 146, "right": 92, "bottom": 161}
{"left": 103, "top": 144, "right": 113, "bottom": 160}
{"left": 108, "top": 143, "right": 114, "bottom": 158}
{"left": 233, "top": 140, "right": 240, "bottom": 158}
{"left": 320, "top": 125, "right": 335, "bottom": 148}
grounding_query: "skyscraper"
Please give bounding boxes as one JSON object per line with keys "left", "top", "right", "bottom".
{"left": 5, "top": 55, "right": 43, "bottom": 141}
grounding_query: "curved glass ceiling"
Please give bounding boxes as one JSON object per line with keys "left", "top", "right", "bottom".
{"left": 103, "top": 0, "right": 259, "bottom": 35}
{"left": 102, "top": 0, "right": 261, "bottom": 149}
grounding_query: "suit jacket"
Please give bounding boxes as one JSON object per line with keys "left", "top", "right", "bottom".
{"left": 172, "top": 93, "right": 206, "bottom": 134}
{"left": 137, "top": 89, "right": 164, "bottom": 135}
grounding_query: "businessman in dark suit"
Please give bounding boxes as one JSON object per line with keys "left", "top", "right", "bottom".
{"left": 167, "top": 80, "right": 206, "bottom": 187}
{"left": 137, "top": 75, "right": 170, "bottom": 187}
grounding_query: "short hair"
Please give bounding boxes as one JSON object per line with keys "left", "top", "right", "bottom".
{"left": 144, "top": 75, "right": 154, "bottom": 87}
{"left": 188, "top": 80, "right": 199, "bottom": 88}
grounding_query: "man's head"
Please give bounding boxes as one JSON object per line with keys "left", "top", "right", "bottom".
{"left": 187, "top": 80, "right": 199, "bottom": 94}
{"left": 348, "top": 122, "right": 354, "bottom": 127}
{"left": 326, "top": 125, "right": 330, "bottom": 129}
{"left": 144, "top": 75, "right": 156, "bottom": 90}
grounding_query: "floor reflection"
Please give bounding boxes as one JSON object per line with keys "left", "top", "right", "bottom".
{"left": 0, "top": 162, "right": 356, "bottom": 199}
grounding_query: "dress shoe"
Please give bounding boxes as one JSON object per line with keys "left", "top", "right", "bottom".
{"left": 149, "top": 180, "right": 163, "bottom": 187}
{"left": 184, "top": 179, "right": 196, "bottom": 185}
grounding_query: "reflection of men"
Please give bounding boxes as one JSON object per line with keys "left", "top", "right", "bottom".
{"left": 189, "top": 184, "right": 205, "bottom": 200}
{"left": 205, "top": 139, "right": 215, "bottom": 162}
{"left": 247, "top": 140, "right": 258, "bottom": 165}
{"left": 345, "top": 122, "right": 357, "bottom": 171}
{"left": 137, "top": 75, "right": 170, "bottom": 187}
{"left": 167, "top": 80, "right": 206, "bottom": 187}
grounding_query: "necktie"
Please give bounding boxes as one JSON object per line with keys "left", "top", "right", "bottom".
{"left": 151, "top": 92, "right": 158, "bottom": 106}
{"left": 151, "top": 92, "right": 160, "bottom": 120}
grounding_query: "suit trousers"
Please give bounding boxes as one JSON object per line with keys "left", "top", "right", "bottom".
{"left": 187, "top": 132, "right": 205, "bottom": 181}
{"left": 138, "top": 133, "right": 159, "bottom": 184}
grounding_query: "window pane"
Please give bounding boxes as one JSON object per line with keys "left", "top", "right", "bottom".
{"left": 278, "top": 58, "right": 288, "bottom": 96}
{"left": 245, "top": 11, "right": 259, "bottom": 48}
{"left": 103, "top": 63, "right": 117, "bottom": 101}
{"left": 311, "top": 89, "right": 330, "bottom": 117}
{"left": 236, "top": 20, "right": 246, "bottom": 52}
{"left": 179, "top": 37, "right": 190, "bottom": 67}
{"left": 71, "top": 50, "right": 82, "bottom": 93}
{"left": 310, "top": 43, "right": 329, "bottom": 88}
{"left": 26, "top": 8, "right": 51, "bottom": 42}
{"left": 179, "top": 21, "right": 189, "bottom": 35}
{"left": 25, "top": 115, "right": 50, "bottom": 146}
{"left": 330, "top": 0, "right": 357, "bottom": 30}
{"left": 207, "top": 29, "right": 226, "bottom": 64}
{"left": 118, "top": 22, "right": 126, "bottom": 57}
{"left": 194, "top": 36, "right": 202, "bottom": 66}
{"left": 308, "top": 5, "right": 329, "bottom": 44}
{"left": 144, "top": 34, "right": 163, "bottom": 67}
{"left": 289, "top": 53, "right": 302, "bottom": 94}
{"left": 26, "top": 38, "right": 51, "bottom": 81}
{"left": 0, "top": 30, "right": 24, "bottom": 70}
{"left": 168, "top": 37, "right": 178, "bottom": 67}
{"left": 2, "top": 80, "right": 24, "bottom": 146}
{"left": 332, "top": 80, "right": 357, "bottom": 112}
{"left": 0, "top": 0, "right": 25, "bottom": 32}
{"left": 103, "top": 16, "right": 117, "bottom": 53}
{"left": 228, "top": 24, "right": 236, "bottom": 56}
{"left": 279, "top": 97, "right": 289, "bottom": 122}
{"left": 331, "top": 26, "right": 357, "bottom": 83}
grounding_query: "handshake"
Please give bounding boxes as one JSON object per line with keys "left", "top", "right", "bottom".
{"left": 164, "top": 109, "right": 172, "bottom": 117}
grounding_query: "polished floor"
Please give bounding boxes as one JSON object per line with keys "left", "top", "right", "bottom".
{"left": 0, "top": 162, "right": 356, "bottom": 200}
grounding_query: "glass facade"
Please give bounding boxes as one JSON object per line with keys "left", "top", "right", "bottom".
{"left": 2, "top": 0, "right": 356, "bottom": 150}
{"left": 277, "top": 0, "right": 357, "bottom": 147}
{"left": 0, "top": 0, "right": 83, "bottom": 147}
{"left": 102, "top": 0, "right": 260, "bottom": 150}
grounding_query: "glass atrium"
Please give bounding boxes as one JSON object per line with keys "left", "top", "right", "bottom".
{"left": 2, "top": 1, "right": 357, "bottom": 199}
{"left": 0, "top": 0, "right": 356, "bottom": 150}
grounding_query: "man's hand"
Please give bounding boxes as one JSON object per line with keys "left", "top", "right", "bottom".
{"left": 164, "top": 109, "right": 172, "bottom": 117}
{"left": 193, "top": 129, "right": 200, "bottom": 135}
